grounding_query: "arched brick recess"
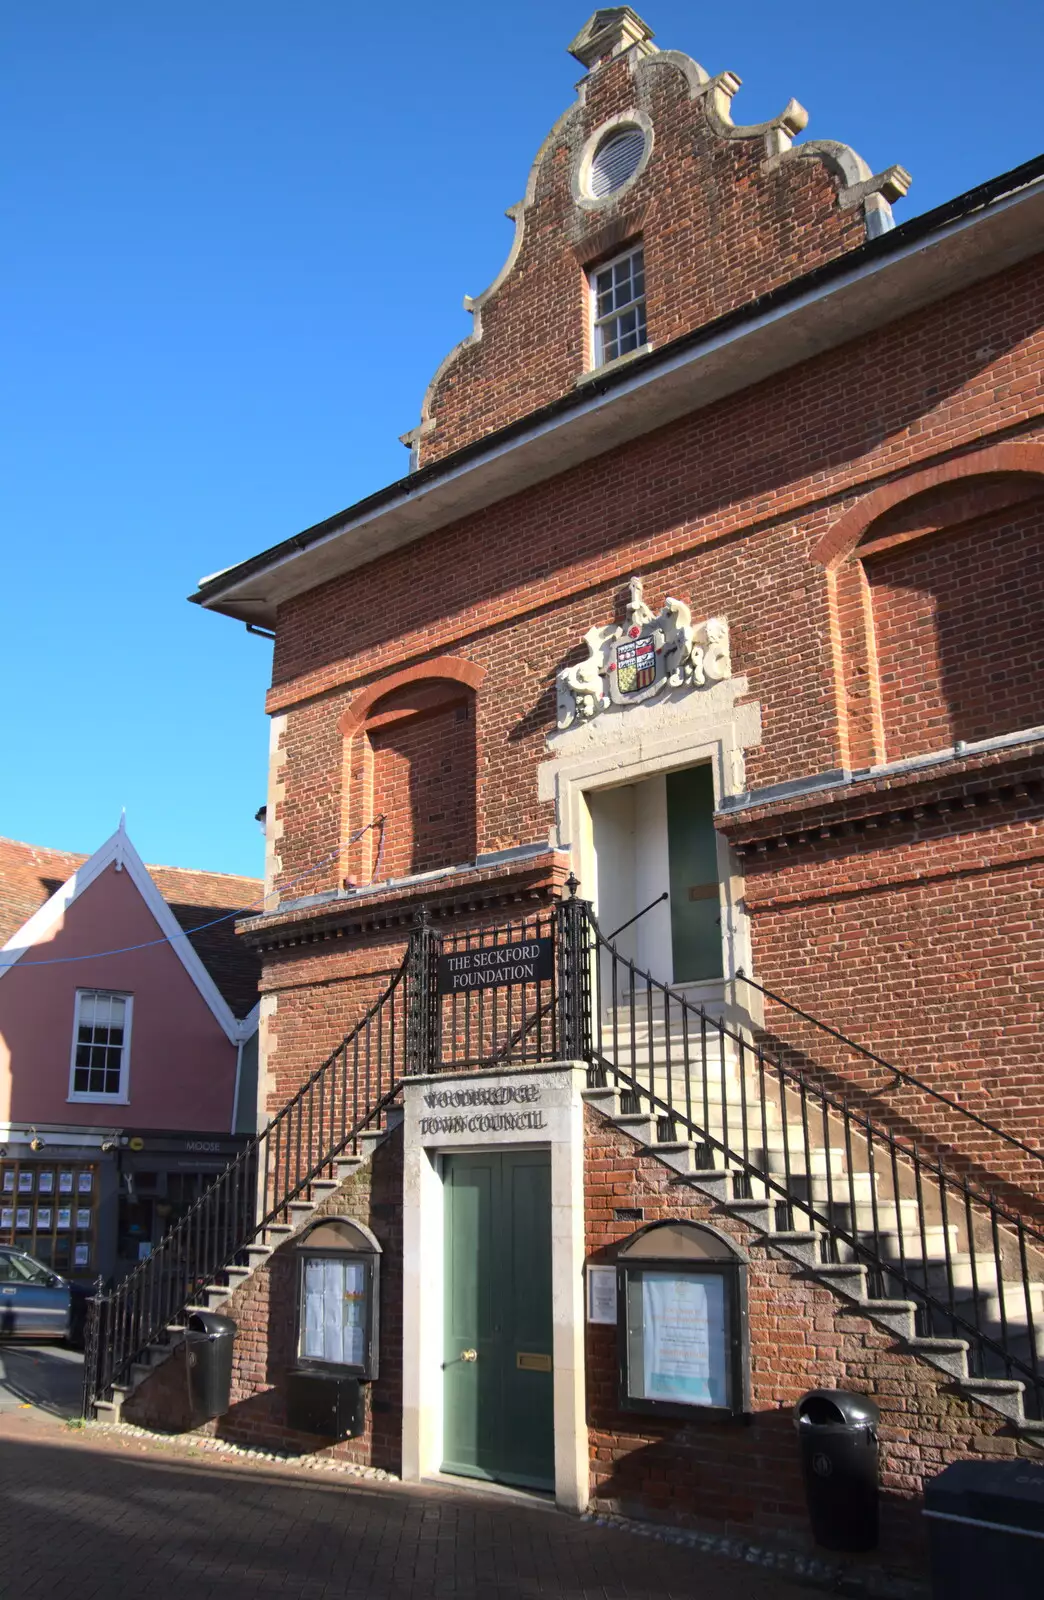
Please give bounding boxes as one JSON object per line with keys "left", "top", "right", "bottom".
{"left": 814, "top": 447, "right": 1044, "bottom": 769}
{"left": 337, "top": 657, "right": 485, "bottom": 741}
{"left": 339, "top": 659, "right": 485, "bottom": 885}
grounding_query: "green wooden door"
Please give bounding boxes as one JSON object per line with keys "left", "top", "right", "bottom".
{"left": 442, "top": 1149, "right": 554, "bottom": 1491}
{"left": 666, "top": 765, "right": 723, "bottom": 983}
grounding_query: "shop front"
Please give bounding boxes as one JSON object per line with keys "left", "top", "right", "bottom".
{"left": 113, "top": 1130, "right": 252, "bottom": 1279}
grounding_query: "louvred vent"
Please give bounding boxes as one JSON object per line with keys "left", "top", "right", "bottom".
{"left": 589, "top": 127, "right": 646, "bottom": 198}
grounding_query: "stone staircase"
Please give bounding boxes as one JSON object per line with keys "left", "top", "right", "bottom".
{"left": 93, "top": 1116, "right": 400, "bottom": 1424}
{"left": 588, "top": 996, "right": 1044, "bottom": 1442}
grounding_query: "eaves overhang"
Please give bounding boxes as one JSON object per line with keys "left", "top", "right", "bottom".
{"left": 190, "top": 156, "right": 1044, "bottom": 631}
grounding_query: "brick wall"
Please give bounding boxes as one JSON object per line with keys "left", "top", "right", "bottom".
{"left": 866, "top": 494, "right": 1044, "bottom": 760}
{"left": 125, "top": 1131, "right": 403, "bottom": 1471}
{"left": 255, "top": 256, "right": 1044, "bottom": 1192}
{"left": 584, "top": 1107, "right": 1041, "bottom": 1573}
{"left": 411, "top": 49, "right": 872, "bottom": 466}
{"left": 269, "top": 257, "right": 1044, "bottom": 898}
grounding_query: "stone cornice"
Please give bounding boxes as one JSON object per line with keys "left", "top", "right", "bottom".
{"left": 718, "top": 742, "right": 1044, "bottom": 857}
{"left": 237, "top": 850, "right": 572, "bottom": 953}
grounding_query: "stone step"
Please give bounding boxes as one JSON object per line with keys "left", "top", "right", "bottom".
{"left": 907, "top": 1338, "right": 970, "bottom": 1379}
{"left": 956, "top": 1379, "right": 1026, "bottom": 1424}
{"left": 891, "top": 1254, "right": 1044, "bottom": 1302}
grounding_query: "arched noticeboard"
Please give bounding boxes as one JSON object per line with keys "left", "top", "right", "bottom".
{"left": 615, "top": 1221, "right": 750, "bottom": 1420}
{"left": 294, "top": 1216, "right": 381, "bottom": 1380}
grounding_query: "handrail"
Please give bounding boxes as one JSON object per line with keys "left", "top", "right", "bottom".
{"left": 587, "top": 908, "right": 1043, "bottom": 1418}
{"left": 605, "top": 891, "right": 669, "bottom": 943}
{"left": 82, "top": 953, "right": 411, "bottom": 1416}
{"left": 734, "top": 968, "right": 1044, "bottom": 1168}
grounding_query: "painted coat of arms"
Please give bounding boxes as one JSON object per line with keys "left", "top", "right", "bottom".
{"left": 556, "top": 577, "right": 731, "bottom": 730}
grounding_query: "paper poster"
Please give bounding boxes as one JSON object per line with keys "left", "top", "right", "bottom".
{"left": 639, "top": 1272, "right": 728, "bottom": 1407}
{"left": 74, "top": 1245, "right": 90, "bottom": 1268}
{"left": 76, "top": 1209, "right": 92, "bottom": 1229}
{"left": 587, "top": 1265, "right": 618, "bottom": 1324}
{"left": 38, "top": 1171, "right": 54, "bottom": 1193}
{"left": 37, "top": 1208, "right": 52, "bottom": 1230}
{"left": 0, "top": 1209, "right": 12, "bottom": 1230}
{"left": 59, "top": 1172, "right": 73, "bottom": 1193}
{"left": 57, "top": 1208, "right": 71, "bottom": 1230}
{"left": 302, "top": 1258, "right": 367, "bottom": 1366}
{"left": 18, "top": 1172, "right": 33, "bottom": 1193}
{"left": 78, "top": 1172, "right": 93, "bottom": 1194}
{"left": 16, "top": 1208, "right": 31, "bottom": 1230}
{"left": 3, "top": 1172, "right": 14, "bottom": 1192}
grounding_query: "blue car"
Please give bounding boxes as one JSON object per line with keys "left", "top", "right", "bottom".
{"left": 0, "top": 1246, "right": 85, "bottom": 1343}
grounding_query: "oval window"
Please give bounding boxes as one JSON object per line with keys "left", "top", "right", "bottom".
{"left": 588, "top": 127, "right": 646, "bottom": 198}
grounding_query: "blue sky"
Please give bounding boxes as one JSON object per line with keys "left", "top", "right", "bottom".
{"left": 3, "top": 2, "right": 1041, "bottom": 880}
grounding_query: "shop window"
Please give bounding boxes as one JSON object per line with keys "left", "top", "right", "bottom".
{"left": 294, "top": 1217, "right": 380, "bottom": 1379}
{"left": 0, "top": 1159, "right": 98, "bottom": 1276}
{"left": 69, "top": 990, "right": 132, "bottom": 1102}
{"left": 614, "top": 1220, "right": 749, "bottom": 1420}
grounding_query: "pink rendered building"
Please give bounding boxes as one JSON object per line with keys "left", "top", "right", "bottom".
{"left": 0, "top": 822, "right": 261, "bottom": 1284}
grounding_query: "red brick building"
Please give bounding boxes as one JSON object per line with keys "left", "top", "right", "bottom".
{"left": 105, "top": 11, "right": 1044, "bottom": 1576}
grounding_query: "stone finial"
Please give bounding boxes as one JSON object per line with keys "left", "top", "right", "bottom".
{"left": 568, "top": 8, "right": 656, "bottom": 71}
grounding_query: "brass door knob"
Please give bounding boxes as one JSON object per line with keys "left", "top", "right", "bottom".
{"left": 460, "top": 1348, "right": 478, "bottom": 1362}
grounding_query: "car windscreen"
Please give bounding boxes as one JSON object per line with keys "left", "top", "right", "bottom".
{"left": 2, "top": 1253, "right": 54, "bottom": 1284}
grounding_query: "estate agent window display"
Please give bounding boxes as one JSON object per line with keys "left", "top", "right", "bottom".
{"left": 613, "top": 1221, "right": 750, "bottom": 1420}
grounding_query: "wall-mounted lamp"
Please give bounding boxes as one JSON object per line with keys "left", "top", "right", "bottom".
{"left": 28, "top": 1128, "right": 46, "bottom": 1153}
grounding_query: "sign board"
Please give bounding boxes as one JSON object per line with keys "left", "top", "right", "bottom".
{"left": 586, "top": 1265, "right": 617, "bottom": 1325}
{"left": 436, "top": 937, "right": 554, "bottom": 996}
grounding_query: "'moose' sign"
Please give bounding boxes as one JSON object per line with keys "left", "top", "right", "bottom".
{"left": 436, "top": 938, "right": 554, "bottom": 995}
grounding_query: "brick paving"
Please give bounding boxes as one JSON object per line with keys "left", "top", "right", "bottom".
{"left": 0, "top": 1413, "right": 817, "bottom": 1600}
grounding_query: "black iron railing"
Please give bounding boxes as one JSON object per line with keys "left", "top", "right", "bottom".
{"left": 83, "top": 884, "right": 1044, "bottom": 1427}
{"left": 436, "top": 910, "right": 560, "bottom": 1067}
{"left": 586, "top": 905, "right": 1044, "bottom": 1420}
{"left": 734, "top": 968, "right": 1044, "bottom": 1170}
{"left": 82, "top": 954, "right": 412, "bottom": 1416}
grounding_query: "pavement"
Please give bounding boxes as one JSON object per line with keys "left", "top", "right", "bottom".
{"left": 0, "top": 1410, "right": 820, "bottom": 1600}
{"left": 0, "top": 1341, "right": 83, "bottom": 1418}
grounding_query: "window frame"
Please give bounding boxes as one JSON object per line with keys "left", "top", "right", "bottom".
{"left": 589, "top": 244, "right": 648, "bottom": 370}
{"left": 68, "top": 989, "right": 133, "bottom": 1105}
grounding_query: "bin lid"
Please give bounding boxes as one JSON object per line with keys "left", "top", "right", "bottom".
{"left": 186, "top": 1310, "right": 238, "bottom": 1338}
{"left": 794, "top": 1389, "right": 881, "bottom": 1429}
{"left": 924, "top": 1460, "right": 1044, "bottom": 1536}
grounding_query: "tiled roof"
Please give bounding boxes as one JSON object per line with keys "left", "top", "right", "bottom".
{"left": 0, "top": 837, "right": 88, "bottom": 949}
{"left": 0, "top": 836, "right": 263, "bottom": 1020}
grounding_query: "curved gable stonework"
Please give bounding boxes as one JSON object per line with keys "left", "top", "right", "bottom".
{"left": 402, "top": 30, "right": 909, "bottom": 467}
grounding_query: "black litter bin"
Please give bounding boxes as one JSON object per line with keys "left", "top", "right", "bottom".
{"left": 183, "top": 1310, "right": 237, "bottom": 1426}
{"left": 795, "top": 1389, "right": 880, "bottom": 1551}
{"left": 924, "top": 1459, "right": 1044, "bottom": 1599}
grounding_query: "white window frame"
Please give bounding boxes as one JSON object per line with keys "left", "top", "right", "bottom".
{"left": 589, "top": 244, "right": 648, "bottom": 370}
{"left": 68, "top": 989, "right": 133, "bottom": 1104}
